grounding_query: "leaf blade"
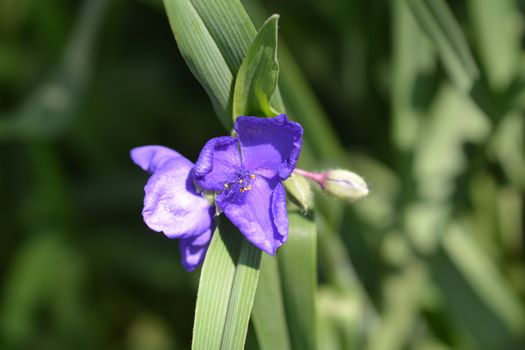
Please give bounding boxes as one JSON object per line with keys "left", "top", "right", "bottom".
{"left": 192, "top": 218, "right": 261, "bottom": 350}
{"left": 163, "top": 0, "right": 236, "bottom": 128}
{"left": 278, "top": 210, "right": 317, "bottom": 350}
{"left": 233, "top": 14, "right": 280, "bottom": 119}
{"left": 251, "top": 254, "right": 292, "bottom": 350}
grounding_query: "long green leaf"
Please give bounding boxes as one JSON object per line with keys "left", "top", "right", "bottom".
{"left": 192, "top": 218, "right": 261, "bottom": 350}
{"left": 278, "top": 209, "right": 317, "bottom": 350}
{"left": 163, "top": 0, "right": 235, "bottom": 128}
{"left": 233, "top": 14, "right": 280, "bottom": 119}
{"left": 251, "top": 254, "right": 292, "bottom": 350}
{"left": 405, "top": 0, "right": 479, "bottom": 92}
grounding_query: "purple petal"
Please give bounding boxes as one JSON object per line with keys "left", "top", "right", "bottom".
{"left": 179, "top": 227, "right": 213, "bottom": 271}
{"left": 131, "top": 145, "right": 185, "bottom": 173}
{"left": 271, "top": 183, "right": 288, "bottom": 239}
{"left": 217, "top": 176, "right": 288, "bottom": 255}
{"left": 194, "top": 136, "right": 242, "bottom": 191}
{"left": 234, "top": 114, "right": 303, "bottom": 179}
{"left": 131, "top": 145, "right": 213, "bottom": 239}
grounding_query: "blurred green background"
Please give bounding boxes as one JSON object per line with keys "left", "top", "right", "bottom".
{"left": 0, "top": 0, "right": 524, "bottom": 349}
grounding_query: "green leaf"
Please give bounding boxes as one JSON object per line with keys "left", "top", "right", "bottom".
{"left": 405, "top": 0, "right": 479, "bottom": 92}
{"left": 233, "top": 15, "right": 280, "bottom": 119}
{"left": 163, "top": 0, "right": 287, "bottom": 128}
{"left": 163, "top": 0, "right": 236, "bottom": 129}
{"left": 278, "top": 209, "right": 317, "bottom": 350}
{"left": 192, "top": 217, "right": 261, "bottom": 350}
{"left": 467, "top": 0, "right": 520, "bottom": 91}
{"left": 251, "top": 254, "right": 292, "bottom": 350}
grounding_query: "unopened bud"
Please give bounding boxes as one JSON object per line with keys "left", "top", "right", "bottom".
{"left": 322, "top": 169, "right": 369, "bottom": 201}
{"left": 294, "top": 168, "right": 369, "bottom": 202}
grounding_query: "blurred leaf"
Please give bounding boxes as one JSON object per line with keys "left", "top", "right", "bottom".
{"left": 192, "top": 218, "right": 261, "bottom": 350}
{"left": 0, "top": 233, "right": 88, "bottom": 348}
{"left": 279, "top": 46, "right": 347, "bottom": 165}
{"left": 443, "top": 223, "right": 525, "bottom": 334}
{"left": 0, "top": 0, "right": 32, "bottom": 34}
{"left": 429, "top": 226, "right": 524, "bottom": 349}
{"left": 405, "top": 0, "right": 479, "bottom": 92}
{"left": 252, "top": 254, "right": 291, "bottom": 350}
{"left": 126, "top": 313, "right": 177, "bottom": 350}
{"left": 0, "top": 0, "right": 108, "bottom": 140}
{"left": 233, "top": 14, "right": 280, "bottom": 119}
{"left": 318, "top": 287, "right": 363, "bottom": 350}
{"left": 391, "top": 0, "right": 435, "bottom": 151}
{"left": 278, "top": 209, "right": 317, "bottom": 350}
{"left": 0, "top": 43, "right": 33, "bottom": 84}
{"left": 414, "top": 83, "right": 490, "bottom": 202}
{"left": 491, "top": 112, "right": 525, "bottom": 189}
{"left": 367, "top": 264, "right": 425, "bottom": 350}
{"left": 467, "top": 0, "right": 521, "bottom": 91}
{"left": 497, "top": 187, "right": 523, "bottom": 256}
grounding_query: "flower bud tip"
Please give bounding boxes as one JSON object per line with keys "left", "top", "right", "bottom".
{"left": 322, "top": 169, "right": 369, "bottom": 201}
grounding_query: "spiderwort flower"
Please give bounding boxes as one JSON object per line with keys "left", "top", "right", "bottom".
{"left": 194, "top": 114, "right": 303, "bottom": 255}
{"left": 130, "top": 146, "right": 214, "bottom": 271}
{"left": 131, "top": 114, "right": 302, "bottom": 271}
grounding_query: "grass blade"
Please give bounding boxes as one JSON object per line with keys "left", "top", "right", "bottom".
{"left": 163, "top": 0, "right": 235, "bottom": 128}
{"left": 278, "top": 209, "right": 317, "bottom": 350}
{"left": 251, "top": 254, "right": 292, "bottom": 350}
{"left": 192, "top": 218, "right": 261, "bottom": 350}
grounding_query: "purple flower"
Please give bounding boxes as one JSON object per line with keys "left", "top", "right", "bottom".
{"left": 131, "top": 114, "right": 303, "bottom": 271}
{"left": 194, "top": 114, "right": 303, "bottom": 254}
{"left": 130, "top": 145, "right": 214, "bottom": 271}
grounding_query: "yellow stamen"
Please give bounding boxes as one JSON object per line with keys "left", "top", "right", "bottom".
{"left": 239, "top": 185, "right": 252, "bottom": 193}
{"left": 238, "top": 179, "right": 243, "bottom": 183}
{"left": 224, "top": 183, "right": 229, "bottom": 188}
{"left": 250, "top": 174, "right": 256, "bottom": 179}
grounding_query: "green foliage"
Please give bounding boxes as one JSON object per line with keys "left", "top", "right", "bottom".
{"left": 192, "top": 218, "right": 261, "bottom": 350}
{"left": 1, "top": 0, "right": 524, "bottom": 349}
{"left": 233, "top": 14, "right": 281, "bottom": 119}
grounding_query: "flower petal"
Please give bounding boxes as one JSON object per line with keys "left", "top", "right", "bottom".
{"left": 131, "top": 145, "right": 184, "bottom": 173}
{"left": 132, "top": 146, "right": 214, "bottom": 239}
{"left": 217, "top": 176, "right": 287, "bottom": 255}
{"left": 179, "top": 227, "right": 213, "bottom": 271}
{"left": 194, "top": 136, "right": 242, "bottom": 191}
{"left": 271, "top": 182, "right": 288, "bottom": 240}
{"left": 235, "top": 114, "right": 303, "bottom": 179}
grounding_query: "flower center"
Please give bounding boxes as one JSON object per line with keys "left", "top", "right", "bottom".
{"left": 223, "top": 172, "right": 256, "bottom": 195}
